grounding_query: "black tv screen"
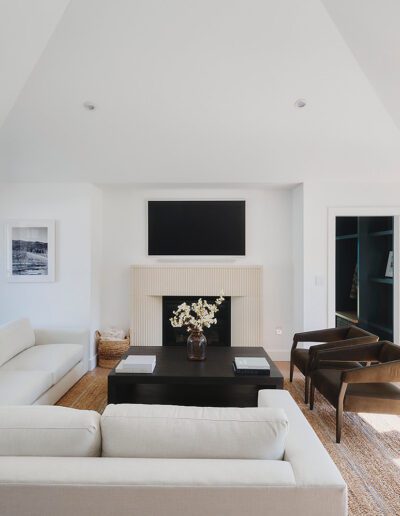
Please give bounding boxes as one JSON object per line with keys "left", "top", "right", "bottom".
{"left": 148, "top": 201, "right": 245, "bottom": 255}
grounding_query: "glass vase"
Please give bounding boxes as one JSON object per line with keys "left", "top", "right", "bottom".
{"left": 187, "top": 330, "right": 207, "bottom": 361}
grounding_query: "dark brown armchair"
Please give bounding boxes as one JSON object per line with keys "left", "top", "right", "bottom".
{"left": 310, "top": 341, "right": 400, "bottom": 443}
{"left": 290, "top": 326, "right": 378, "bottom": 403}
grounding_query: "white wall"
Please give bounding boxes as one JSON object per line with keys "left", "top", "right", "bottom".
{"left": 292, "top": 184, "right": 304, "bottom": 334}
{"left": 0, "top": 182, "right": 102, "bottom": 366}
{"left": 302, "top": 182, "right": 400, "bottom": 334}
{"left": 89, "top": 185, "right": 103, "bottom": 363}
{"left": 4, "top": 180, "right": 400, "bottom": 365}
{"left": 100, "top": 185, "right": 294, "bottom": 360}
{"left": 0, "top": 182, "right": 295, "bottom": 362}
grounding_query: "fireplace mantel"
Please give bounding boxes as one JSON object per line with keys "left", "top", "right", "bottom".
{"left": 130, "top": 265, "right": 262, "bottom": 347}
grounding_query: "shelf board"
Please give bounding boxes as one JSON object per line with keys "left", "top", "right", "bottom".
{"left": 369, "top": 277, "right": 393, "bottom": 285}
{"left": 335, "top": 311, "right": 358, "bottom": 324}
{"left": 336, "top": 233, "right": 358, "bottom": 241}
{"left": 369, "top": 229, "right": 393, "bottom": 237}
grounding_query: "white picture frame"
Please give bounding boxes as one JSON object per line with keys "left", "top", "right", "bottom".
{"left": 6, "top": 220, "right": 55, "bottom": 282}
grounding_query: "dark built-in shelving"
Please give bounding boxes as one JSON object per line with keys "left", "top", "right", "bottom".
{"left": 336, "top": 234, "right": 358, "bottom": 241}
{"left": 367, "top": 322, "right": 393, "bottom": 335}
{"left": 370, "top": 277, "right": 393, "bottom": 285}
{"left": 336, "top": 216, "right": 394, "bottom": 341}
{"left": 369, "top": 230, "right": 393, "bottom": 237}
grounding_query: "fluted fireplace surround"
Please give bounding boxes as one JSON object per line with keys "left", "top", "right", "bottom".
{"left": 130, "top": 265, "right": 262, "bottom": 347}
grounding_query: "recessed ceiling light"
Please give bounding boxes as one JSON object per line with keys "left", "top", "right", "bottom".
{"left": 83, "top": 101, "right": 96, "bottom": 111}
{"left": 294, "top": 98, "right": 307, "bottom": 108}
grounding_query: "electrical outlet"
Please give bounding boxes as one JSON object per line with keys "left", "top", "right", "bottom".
{"left": 275, "top": 327, "right": 283, "bottom": 335}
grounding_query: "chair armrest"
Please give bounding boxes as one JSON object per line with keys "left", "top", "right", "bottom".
{"left": 291, "top": 327, "right": 349, "bottom": 351}
{"left": 294, "top": 327, "right": 349, "bottom": 343}
{"left": 342, "top": 360, "right": 400, "bottom": 384}
{"left": 34, "top": 328, "right": 89, "bottom": 346}
{"left": 311, "top": 341, "right": 383, "bottom": 365}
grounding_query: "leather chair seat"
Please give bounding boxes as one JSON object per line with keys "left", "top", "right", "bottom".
{"left": 312, "top": 368, "right": 400, "bottom": 413}
{"left": 291, "top": 349, "right": 309, "bottom": 375}
{"left": 292, "top": 348, "right": 360, "bottom": 377}
{"left": 316, "top": 360, "right": 363, "bottom": 370}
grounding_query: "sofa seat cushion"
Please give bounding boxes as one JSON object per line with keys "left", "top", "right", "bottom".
{"left": 0, "top": 456, "right": 296, "bottom": 486}
{"left": 0, "top": 370, "right": 53, "bottom": 405}
{"left": 101, "top": 404, "right": 288, "bottom": 460}
{"left": 0, "top": 406, "right": 101, "bottom": 457}
{"left": 0, "top": 319, "right": 35, "bottom": 368}
{"left": 1, "top": 344, "right": 83, "bottom": 384}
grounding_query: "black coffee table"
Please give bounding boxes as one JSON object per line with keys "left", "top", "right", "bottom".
{"left": 108, "top": 346, "right": 283, "bottom": 407}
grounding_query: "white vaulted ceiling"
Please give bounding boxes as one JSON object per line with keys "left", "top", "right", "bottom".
{"left": 322, "top": 0, "right": 400, "bottom": 132}
{"left": 0, "top": 0, "right": 69, "bottom": 129}
{"left": 0, "top": 0, "right": 400, "bottom": 183}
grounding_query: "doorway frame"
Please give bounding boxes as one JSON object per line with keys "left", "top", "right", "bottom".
{"left": 328, "top": 207, "right": 399, "bottom": 343}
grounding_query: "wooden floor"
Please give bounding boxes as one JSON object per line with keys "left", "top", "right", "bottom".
{"left": 57, "top": 361, "right": 400, "bottom": 516}
{"left": 57, "top": 366, "right": 110, "bottom": 412}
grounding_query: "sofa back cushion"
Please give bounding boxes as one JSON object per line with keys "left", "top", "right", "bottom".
{"left": 101, "top": 404, "right": 288, "bottom": 460}
{"left": 0, "top": 406, "right": 101, "bottom": 457}
{"left": 0, "top": 318, "right": 35, "bottom": 367}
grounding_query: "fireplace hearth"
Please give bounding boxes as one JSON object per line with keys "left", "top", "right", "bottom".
{"left": 162, "top": 296, "right": 231, "bottom": 346}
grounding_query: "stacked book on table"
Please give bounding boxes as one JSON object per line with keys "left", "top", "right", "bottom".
{"left": 115, "top": 355, "right": 156, "bottom": 374}
{"left": 233, "top": 357, "right": 270, "bottom": 376}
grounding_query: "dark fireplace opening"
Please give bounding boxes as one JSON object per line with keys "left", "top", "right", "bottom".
{"left": 162, "top": 296, "right": 231, "bottom": 346}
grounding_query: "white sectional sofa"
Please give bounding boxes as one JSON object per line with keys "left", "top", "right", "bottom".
{"left": 0, "top": 390, "right": 347, "bottom": 516}
{"left": 0, "top": 318, "right": 89, "bottom": 405}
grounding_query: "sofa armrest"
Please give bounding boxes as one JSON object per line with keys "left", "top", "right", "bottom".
{"left": 342, "top": 360, "right": 400, "bottom": 384}
{"left": 257, "top": 390, "right": 347, "bottom": 495}
{"left": 34, "top": 328, "right": 89, "bottom": 347}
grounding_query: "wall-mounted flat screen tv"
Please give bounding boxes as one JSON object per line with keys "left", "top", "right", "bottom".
{"left": 148, "top": 200, "right": 245, "bottom": 255}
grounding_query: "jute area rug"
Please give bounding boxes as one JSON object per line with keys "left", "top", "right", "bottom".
{"left": 57, "top": 368, "right": 400, "bottom": 516}
{"left": 285, "top": 377, "right": 400, "bottom": 516}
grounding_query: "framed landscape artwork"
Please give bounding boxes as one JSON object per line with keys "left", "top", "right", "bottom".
{"left": 6, "top": 220, "right": 55, "bottom": 282}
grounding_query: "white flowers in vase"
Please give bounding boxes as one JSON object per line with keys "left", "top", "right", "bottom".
{"left": 170, "top": 292, "right": 225, "bottom": 333}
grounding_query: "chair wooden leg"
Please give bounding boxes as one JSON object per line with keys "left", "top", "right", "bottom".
{"left": 289, "top": 360, "right": 294, "bottom": 382}
{"left": 336, "top": 406, "right": 343, "bottom": 443}
{"left": 310, "top": 380, "right": 315, "bottom": 410}
{"left": 336, "top": 382, "right": 347, "bottom": 444}
{"left": 304, "top": 375, "right": 310, "bottom": 404}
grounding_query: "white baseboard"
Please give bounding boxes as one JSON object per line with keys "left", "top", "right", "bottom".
{"left": 267, "top": 350, "right": 290, "bottom": 361}
{"left": 89, "top": 354, "right": 97, "bottom": 370}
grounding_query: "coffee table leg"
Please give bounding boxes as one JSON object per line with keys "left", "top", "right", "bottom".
{"left": 256, "top": 379, "right": 284, "bottom": 393}
{"left": 276, "top": 377, "right": 284, "bottom": 389}
{"left": 108, "top": 377, "right": 118, "bottom": 404}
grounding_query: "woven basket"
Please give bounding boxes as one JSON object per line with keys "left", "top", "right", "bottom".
{"left": 96, "top": 330, "right": 130, "bottom": 369}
